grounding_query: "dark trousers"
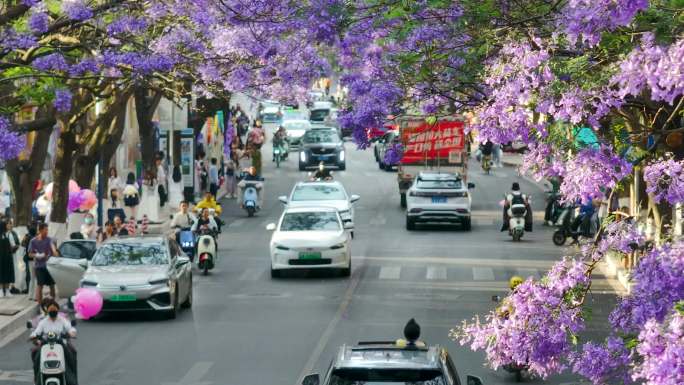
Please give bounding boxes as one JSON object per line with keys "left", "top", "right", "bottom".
{"left": 23, "top": 254, "right": 30, "bottom": 291}
{"left": 209, "top": 183, "right": 219, "bottom": 198}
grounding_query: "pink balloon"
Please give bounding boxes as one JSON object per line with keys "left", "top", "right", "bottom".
{"left": 69, "top": 180, "right": 81, "bottom": 193}
{"left": 72, "top": 288, "right": 103, "bottom": 320}
{"left": 67, "top": 191, "right": 85, "bottom": 213}
{"left": 79, "top": 189, "right": 97, "bottom": 211}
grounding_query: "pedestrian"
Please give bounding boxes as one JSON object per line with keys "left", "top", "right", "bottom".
{"left": 123, "top": 172, "right": 140, "bottom": 218}
{"left": 97, "top": 221, "right": 114, "bottom": 244}
{"left": 124, "top": 216, "right": 137, "bottom": 236}
{"left": 80, "top": 213, "right": 97, "bottom": 240}
{"left": 108, "top": 167, "right": 122, "bottom": 199}
{"left": 209, "top": 158, "right": 219, "bottom": 198}
{"left": 493, "top": 143, "right": 503, "bottom": 167}
{"left": 4, "top": 218, "right": 22, "bottom": 294}
{"left": 251, "top": 145, "right": 262, "bottom": 177}
{"left": 168, "top": 166, "right": 184, "bottom": 210}
{"left": 112, "top": 215, "right": 126, "bottom": 236}
{"left": 141, "top": 214, "right": 149, "bottom": 234}
{"left": 21, "top": 225, "right": 37, "bottom": 296}
{"left": 138, "top": 171, "right": 160, "bottom": 223}
{"left": 28, "top": 223, "right": 58, "bottom": 303}
{"left": 0, "top": 220, "right": 15, "bottom": 297}
{"left": 225, "top": 152, "right": 238, "bottom": 199}
{"left": 155, "top": 157, "right": 168, "bottom": 208}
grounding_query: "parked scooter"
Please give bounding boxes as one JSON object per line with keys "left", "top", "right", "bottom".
{"left": 544, "top": 191, "right": 562, "bottom": 226}
{"left": 195, "top": 227, "right": 217, "bottom": 275}
{"left": 552, "top": 205, "right": 596, "bottom": 246}
{"left": 27, "top": 321, "right": 77, "bottom": 385}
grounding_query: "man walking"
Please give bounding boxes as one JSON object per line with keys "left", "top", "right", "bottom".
{"left": 209, "top": 158, "right": 220, "bottom": 198}
{"left": 27, "top": 223, "right": 58, "bottom": 303}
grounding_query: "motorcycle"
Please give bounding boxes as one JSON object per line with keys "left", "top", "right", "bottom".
{"left": 196, "top": 227, "right": 217, "bottom": 275}
{"left": 544, "top": 191, "right": 562, "bottom": 226}
{"left": 27, "top": 322, "right": 77, "bottom": 385}
{"left": 552, "top": 205, "right": 597, "bottom": 246}
{"left": 238, "top": 175, "right": 263, "bottom": 217}
{"left": 177, "top": 227, "right": 196, "bottom": 261}
{"left": 508, "top": 202, "right": 527, "bottom": 242}
{"left": 273, "top": 144, "right": 287, "bottom": 168}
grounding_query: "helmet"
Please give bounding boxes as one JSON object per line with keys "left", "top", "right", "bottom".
{"left": 509, "top": 276, "right": 524, "bottom": 290}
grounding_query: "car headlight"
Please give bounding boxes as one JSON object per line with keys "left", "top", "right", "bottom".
{"left": 339, "top": 210, "right": 352, "bottom": 220}
{"left": 339, "top": 150, "right": 345, "bottom": 161}
{"left": 80, "top": 280, "right": 98, "bottom": 287}
{"left": 275, "top": 244, "right": 290, "bottom": 251}
{"left": 300, "top": 151, "right": 306, "bottom": 162}
{"left": 149, "top": 278, "right": 169, "bottom": 286}
{"left": 330, "top": 243, "right": 345, "bottom": 250}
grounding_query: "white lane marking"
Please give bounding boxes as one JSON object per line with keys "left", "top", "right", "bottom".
{"left": 162, "top": 361, "right": 213, "bottom": 385}
{"left": 516, "top": 268, "right": 540, "bottom": 280}
{"left": 473, "top": 267, "right": 495, "bottom": 281}
{"left": 426, "top": 266, "right": 447, "bottom": 280}
{"left": 378, "top": 266, "right": 401, "bottom": 280}
{"left": 238, "top": 268, "right": 264, "bottom": 281}
{"left": 296, "top": 266, "right": 363, "bottom": 385}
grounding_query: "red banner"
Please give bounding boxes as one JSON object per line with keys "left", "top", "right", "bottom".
{"left": 400, "top": 120, "right": 465, "bottom": 164}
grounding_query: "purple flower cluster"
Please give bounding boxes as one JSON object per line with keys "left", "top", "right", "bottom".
{"left": 587, "top": 220, "right": 645, "bottom": 261}
{"left": 643, "top": 157, "right": 684, "bottom": 205}
{"left": 383, "top": 143, "right": 403, "bottom": 165}
{"left": 107, "top": 16, "right": 148, "bottom": 36}
{"left": 560, "top": 146, "right": 632, "bottom": 204}
{"left": 520, "top": 143, "right": 564, "bottom": 181}
{"left": 561, "top": 0, "right": 649, "bottom": 46}
{"left": 633, "top": 312, "right": 684, "bottom": 385}
{"left": 0, "top": 27, "right": 37, "bottom": 50}
{"left": 61, "top": 0, "right": 93, "bottom": 21}
{"left": 457, "top": 258, "right": 589, "bottom": 378}
{"left": 28, "top": 9, "right": 50, "bottom": 34}
{"left": 32, "top": 53, "right": 69, "bottom": 72}
{"left": 53, "top": 88, "right": 72, "bottom": 113}
{"left": 0, "top": 116, "right": 25, "bottom": 162}
{"left": 610, "top": 242, "right": 684, "bottom": 334}
{"left": 570, "top": 337, "right": 631, "bottom": 384}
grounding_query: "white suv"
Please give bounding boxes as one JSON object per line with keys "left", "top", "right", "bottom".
{"left": 406, "top": 172, "right": 474, "bottom": 231}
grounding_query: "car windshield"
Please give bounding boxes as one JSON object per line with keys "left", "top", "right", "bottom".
{"left": 416, "top": 178, "right": 462, "bottom": 189}
{"left": 91, "top": 243, "right": 169, "bottom": 266}
{"left": 329, "top": 369, "right": 446, "bottom": 385}
{"left": 303, "top": 130, "right": 339, "bottom": 144}
{"left": 310, "top": 109, "right": 330, "bottom": 121}
{"left": 280, "top": 212, "right": 341, "bottom": 231}
{"left": 292, "top": 185, "right": 346, "bottom": 201}
{"left": 284, "top": 121, "right": 311, "bottom": 130}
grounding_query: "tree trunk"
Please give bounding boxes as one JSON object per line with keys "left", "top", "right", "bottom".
{"left": 51, "top": 129, "right": 77, "bottom": 224}
{"left": 134, "top": 87, "right": 162, "bottom": 175}
{"left": 73, "top": 153, "right": 96, "bottom": 189}
{"left": 4, "top": 119, "right": 53, "bottom": 226}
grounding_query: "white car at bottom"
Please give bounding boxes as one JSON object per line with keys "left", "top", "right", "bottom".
{"left": 267, "top": 207, "right": 352, "bottom": 278}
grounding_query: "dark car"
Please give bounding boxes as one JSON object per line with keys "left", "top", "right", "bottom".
{"left": 299, "top": 129, "right": 346, "bottom": 171}
{"left": 374, "top": 130, "right": 400, "bottom": 171}
{"left": 300, "top": 321, "right": 484, "bottom": 385}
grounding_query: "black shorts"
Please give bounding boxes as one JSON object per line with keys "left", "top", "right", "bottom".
{"left": 35, "top": 267, "right": 55, "bottom": 286}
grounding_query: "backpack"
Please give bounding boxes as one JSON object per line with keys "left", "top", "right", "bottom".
{"left": 510, "top": 193, "right": 525, "bottom": 206}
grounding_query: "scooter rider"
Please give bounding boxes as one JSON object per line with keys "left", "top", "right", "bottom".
{"left": 312, "top": 162, "right": 332, "bottom": 181}
{"left": 30, "top": 299, "right": 78, "bottom": 385}
{"left": 273, "top": 126, "right": 288, "bottom": 161}
{"left": 501, "top": 183, "right": 533, "bottom": 232}
{"left": 171, "top": 201, "right": 196, "bottom": 230}
{"left": 238, "top": 167, "right": 264, "bottom": 209}
{"left": 479, "top": 140, "right": 493, "bottom": 169}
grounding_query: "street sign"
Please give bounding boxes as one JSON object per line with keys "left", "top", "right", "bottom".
{"left": 179, "top": 129, "right": 195, "bottom": 189}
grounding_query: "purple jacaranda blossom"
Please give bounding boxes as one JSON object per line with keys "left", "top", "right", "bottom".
{"left": 383, "top": 143, "right": 403, "bottom": 165}
{"left": 61, "top": 0, "right": 93, "bottom": 21}
{"left": 643, "top": 157, "right": 684, "bottom": 205}
{"left": 107, "top": 16, "right": 148, "bottom": 35}
{"left": 560, "top": 145, "right": 632, "bottom": 204}
{"left": 570, "top": 337, "right": 631, "bottom": 384}
{"left": 32, "top": 53, "right": 69, "bottom": 72}
{"left": 53, "top": 89, "right": 72, "bottom": 113}
{"left": 560, "top": 0, "right": 649, "bottom": 46}
{"left": 0, "top": 116, "right": 25, "bottom": 162}
{"left": 28, "top": 8, "right": 49, "bottom": 34}
{"left": 633, "top": 312, "right": 684, "bottom": 385}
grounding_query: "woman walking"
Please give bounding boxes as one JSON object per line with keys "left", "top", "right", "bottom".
{"left": 225, "top": 152, "right": 238, "bottom": 198}
{"left": 0, "top": 221, "right": 15, "bottom": 297}
{"left": 168, "top": 166, "right": 184, "bottom": 209}
{"left": 123, "top": 172, "right": 140, "bottom": 219}
{"left": 138, "top": 171, "right": 160, "bottom": 223}
{"left": 108, "top": 167, "right": 122, "bottom": 199}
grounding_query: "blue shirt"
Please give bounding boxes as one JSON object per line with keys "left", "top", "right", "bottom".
{"left": 580, "top": 199, "right": 594, "bottom": 216}
{"left": 209, "top": 165, "right": 219, "bottom": 184}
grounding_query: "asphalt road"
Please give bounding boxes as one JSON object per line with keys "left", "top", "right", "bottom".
{"left": 0, "top": 125, "right": 617, "bottom": 385}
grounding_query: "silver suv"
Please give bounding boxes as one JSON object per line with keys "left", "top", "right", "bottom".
{"left": 406, "top": 172, "right": 475, "bottom": 231}
{"left": 300, "top": 320, "right": 484, "bottom": 385}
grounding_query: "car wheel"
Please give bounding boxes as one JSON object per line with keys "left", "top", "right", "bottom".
{"left": 463, "top": 218, "right": 472, "bottom": 231}
{"left": 270, "top": 266, "right": 281, "bottom": 278}
{"left": 338, "top": 162, "right": 346, "bottom": 171}
{"left": 400, "top": 193, "right": 407, "bottom": 208}
{"left": 181, "top": 281, "right": 193, "bottom": 309}
{"left": 166, "top": 292, "right": 178, "bottom": 320}
{"left": 298, "top": 162, "right": 306, "bottom": 171}
{"left": 340, "top": 260, "right": 351, "bottom": 277}
{"left": 406, "top": 216, "right": 416, "bottom": 231}
{"left": 379, "top": 160, "right": 385, "bottom": 170}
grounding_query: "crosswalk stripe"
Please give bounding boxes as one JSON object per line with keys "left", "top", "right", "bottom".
{"left": 238, "top": 268, "right": 264, "bottom": 281}
{"left": 516, "top": 268, "right": 540, "bottom": 280}
{"left": 472, "top": 267, "right": 495, "bottom": 281}
{"left": 378, "top": 266, "right": 401, "bottom": 280}
{"left": 426, "top": 266, "right": 447, "bottom": 280}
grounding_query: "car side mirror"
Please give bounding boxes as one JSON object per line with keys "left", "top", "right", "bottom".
{"left": 278, "top": 196, "right": 288, "bottom": 204}
{"left": 468, "top": 183, "right": 475, "bottom": 189}
{"left": 343, "top": 222, "right": 354, "bottom": 230}
{"left": 466, "top": 375, "right": 484, "bottom": 385}
{"left": 266, "top": 223, "right": 277, "bottom": 231}
{"left": 302, "top": 374, "right": 320, "bottom": 385}
{"left": 176, "top": 255, "right": 190, "bottom": 268}
{"left": 350, "top": 194, "right": 360, "bottom": 203}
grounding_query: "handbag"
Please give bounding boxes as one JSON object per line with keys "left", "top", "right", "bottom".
{"left": 158, "top": 185, "right": 168, "bottom": 205}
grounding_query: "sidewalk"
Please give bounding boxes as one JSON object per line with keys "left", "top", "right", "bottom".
{"left": 500, "top": 152, "right": 551, "bottom": 192}
{"left": 0, "top": 295, "right": 39, "bottom": 348}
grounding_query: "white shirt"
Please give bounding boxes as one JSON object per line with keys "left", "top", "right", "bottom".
{"left": 171, "top": 212, "right": 196, "bottom": 229}
{"left": 31, "top": 316, "right": 76, "bottom": 338}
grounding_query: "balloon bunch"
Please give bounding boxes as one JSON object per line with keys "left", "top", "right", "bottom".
{"left": 41, "top": 180, "right": 97, "bottom": 213}
{"left": 71, "top": 288, "right": 103, "bottom": 320}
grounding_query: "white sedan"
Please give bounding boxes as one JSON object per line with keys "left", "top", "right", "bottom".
{"left": 267, "top": 207, "right": 352, "bottom": 278}
{"left": 278, "top": 180, "right": 359, "bottom": 225}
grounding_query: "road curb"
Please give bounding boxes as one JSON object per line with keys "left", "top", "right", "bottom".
{"left": 0, "top": 302, "right": 39, "bottom": 348}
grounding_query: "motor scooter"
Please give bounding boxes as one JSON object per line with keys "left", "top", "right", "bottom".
{"left": 508, "top": 204, "right": 527, "bottom": 241}
{"left": 177, "top": 227, "right": 196, "bottom": 261}
{"left": 27, "top": 321, "right": 77, "bottom": 385}
{"left": 196, "top": 227, "right": 217, "bottom": 275}
{"left": 552, "top": 205, "right": 597, "bottom": 246}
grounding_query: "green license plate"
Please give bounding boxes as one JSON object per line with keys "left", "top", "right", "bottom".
{"left": 110, "top": 294, "right": 136, "bottom": 302}
{"left": 299, "top": 252, "right": 322, "bottom": 260}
